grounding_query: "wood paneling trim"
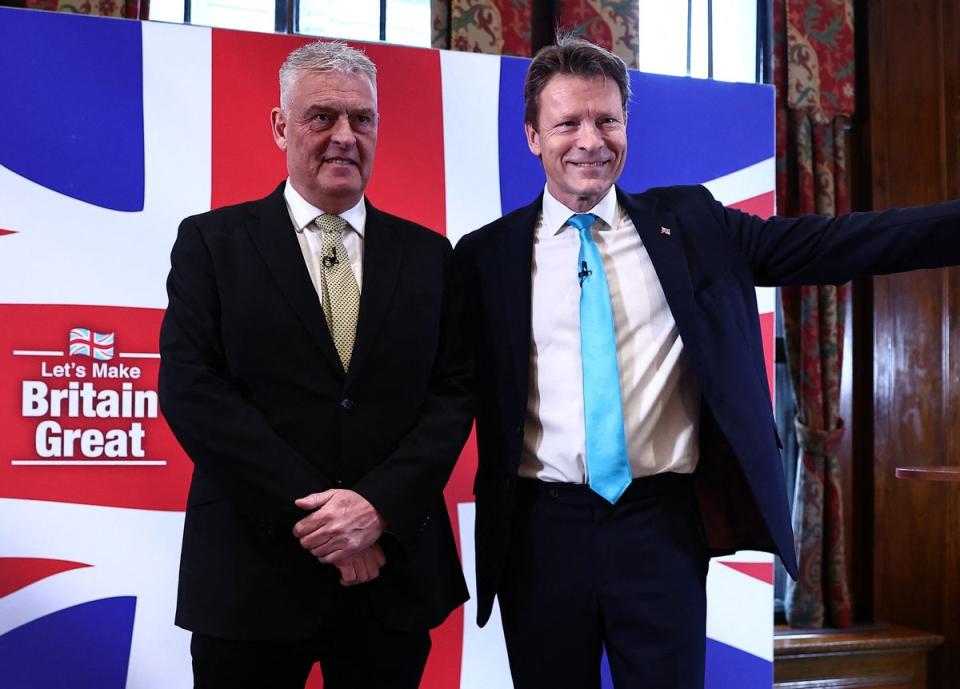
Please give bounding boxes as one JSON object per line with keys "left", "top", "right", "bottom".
{"left": 775, "top": 625, "right": 942, "bottom": 689}
{"left": 775, "top": 627, "right": 944, "bottom": 655}
{"left": 774, "top": 675, "right": 912, "bottom": 689}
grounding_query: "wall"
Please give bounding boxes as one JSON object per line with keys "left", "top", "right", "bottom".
{"left": 859, "top": 1, "right": 960, "bottom": 687}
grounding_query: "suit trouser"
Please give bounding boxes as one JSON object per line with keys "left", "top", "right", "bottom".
{"left": 190, "top": 581, "right": 431, "bottom": 689}
{"left": 498, "top": 473, "right": 709, "bottom": 689}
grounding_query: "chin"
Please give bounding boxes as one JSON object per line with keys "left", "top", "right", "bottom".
{"left": 319, "top": 181, "right": 360, "bottom": 196}
{"left": 574, "top": 183, "right": 607, "bottom": 197}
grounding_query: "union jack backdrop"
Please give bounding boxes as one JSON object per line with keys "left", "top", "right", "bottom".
{"left": 0, "top": 8, "right": 776, "bottom": 688}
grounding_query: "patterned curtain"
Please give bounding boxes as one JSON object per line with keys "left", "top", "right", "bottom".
{"left": 555, "top": 0, "right": 638, "bottom": 68}
{"left": 432, "top": 0, "right": 533, "bottom": 55}
{"left": 432, "top": 0, "right": 638, "bottom": 67}
{"left": 24, "top": 0, "right": 146, "bottom": 18}
{"left": 774, "top": 0, "right": 855, "bottom": 629}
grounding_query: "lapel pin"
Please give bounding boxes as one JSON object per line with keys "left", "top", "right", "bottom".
{"left": 660, "top": 226, "right": 672, "bottom": 236}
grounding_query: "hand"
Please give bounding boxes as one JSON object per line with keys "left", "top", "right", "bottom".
{"left": 293, "top": 489, "right": 386, "bottom": 564}
{"left": 335, "top": 543, "right": 387, "bottom": 586}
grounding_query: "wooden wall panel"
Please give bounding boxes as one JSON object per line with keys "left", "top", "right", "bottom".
{"left": 863, "top": 0, "right": 960, "bottom": 687}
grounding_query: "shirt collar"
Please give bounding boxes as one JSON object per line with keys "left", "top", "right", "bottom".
{"left": 283, "top": 179, "right": 367, "bottom": 238}
{"left": 539, "top": 185, "right": 618, "bottom": 239}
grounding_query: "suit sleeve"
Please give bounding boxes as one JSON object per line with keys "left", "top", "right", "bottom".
{"left": 159, "top": 217, "right": 332, "bottom": 528}
{"left": 698, "top": 185, "right": 960, "bottom": 286}
{"left": 351, "top": 240, "right": 474, "bottom": 553}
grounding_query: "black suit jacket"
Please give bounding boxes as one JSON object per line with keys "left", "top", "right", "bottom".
{"left": 159, "top": 183, "right": 473, "bottom": 640}
{"left": 455, "top": 184, "right": 960, "bottom": 626}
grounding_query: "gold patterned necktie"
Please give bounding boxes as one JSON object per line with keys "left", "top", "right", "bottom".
{"left": 314, "top": 214, "right": 360, "bottom": 371}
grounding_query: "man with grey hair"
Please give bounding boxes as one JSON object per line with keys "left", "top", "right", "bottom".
{"left": 160, "top": 39, "right": 472, "bottom": 689}
{"left": 456, "top": 35, "right": 960, "bottom": 689}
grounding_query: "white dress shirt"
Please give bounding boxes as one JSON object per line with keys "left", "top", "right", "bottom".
{"left": 519, "top": 186, "right": 701, "bottom": 483}
{"left": 284, "top": 180, "right": 366, "bottom": 294}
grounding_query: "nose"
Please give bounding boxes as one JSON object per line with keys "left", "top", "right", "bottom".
{"left": 330, "top": 114, "right": 357, "bottom": 147}
{"left": 577, "top": 122, "right": 604, "bottom": 151}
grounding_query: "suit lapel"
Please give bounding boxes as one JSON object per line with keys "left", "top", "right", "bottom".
{"left": 246, "top": 184, "right": 343, "bottom": 375}
{"left": 346, "top": 202, "right": 403, "bottom": 383}
{"left": 495, "top": 198, "right": 540, "bottom": 419}
{"left": 616, "top": 188, "right": 706, "bottom": 384}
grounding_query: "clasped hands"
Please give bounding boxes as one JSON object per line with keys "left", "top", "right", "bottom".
{"left": 293, "top": 489, "right": 387, "bottom": 587}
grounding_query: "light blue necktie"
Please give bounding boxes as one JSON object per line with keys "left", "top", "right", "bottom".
{"left": 569, "top": 213, "right": 632, "bottom": 504}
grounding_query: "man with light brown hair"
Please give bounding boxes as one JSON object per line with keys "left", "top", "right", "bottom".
{"left": 457, "top": 35, "right": 960, "bottom": 689}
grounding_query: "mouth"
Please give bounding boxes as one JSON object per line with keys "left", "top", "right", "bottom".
{"left": 323, "top": 157, "right": 357, "bottom": 166}
{"left": 568, "top": 160, "right": 610, "bottom": 169}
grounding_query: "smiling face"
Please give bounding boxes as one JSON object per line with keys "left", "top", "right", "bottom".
{"left": 270, "top": 70, "right": 378, "bottom": 214}
{"left": 525, "top": 74, "right": 627, "bottom": 212}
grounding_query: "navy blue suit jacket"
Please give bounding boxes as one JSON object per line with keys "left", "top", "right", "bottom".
{"left": 455, "top": 184, "right": 960, "bottom": 627}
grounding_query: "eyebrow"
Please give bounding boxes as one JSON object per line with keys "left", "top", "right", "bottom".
{"left": 551, "top": 111, "right": 622, "bottom": 124}
{"left": 302, "top": 104, "right": 377, "bottom": 118}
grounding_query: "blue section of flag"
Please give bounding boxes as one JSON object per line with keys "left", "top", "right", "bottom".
{"left": 704, "top": 638, "right": 772, "bottom": 689}
{"left": 0, "top": 596, "right": 137, "bottom": 689}
{"left": 0, "top": 8, "right": 145, "bottom": 211}
{"left": 623, "top": 73, "right": 774, "bottom": 191}
{"left": 497, "top": 56, "right": 774, "bottom": 215}
{"left": 498, "top": 56, "right": 544, "bottom": 216}
{"left": 600, "top": 642, "right": 767, "bottom": 688}
{"left": 601, "top": 648, "right": 614, "bottom": 689}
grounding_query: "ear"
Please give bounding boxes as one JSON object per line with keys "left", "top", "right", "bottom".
{"left": 525, "top": 121, "right": 541, "bottom": 158}
{"left": 270, "top": 107, "right": 287, "bottom": 151}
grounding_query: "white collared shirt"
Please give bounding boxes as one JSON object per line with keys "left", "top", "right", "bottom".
{"left": 284, "top": 180, "right": 366, "bottom": 294}
{"left": 519, "top": 185, "right": 700, "bottom": 483}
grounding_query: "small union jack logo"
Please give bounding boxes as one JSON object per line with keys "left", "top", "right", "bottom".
{"left": 68, "top": 328, "right": 115, "bottom": 360}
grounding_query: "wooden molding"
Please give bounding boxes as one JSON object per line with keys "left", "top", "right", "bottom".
{"left": 775, "top": 625, "right": 943, "bottom": 689}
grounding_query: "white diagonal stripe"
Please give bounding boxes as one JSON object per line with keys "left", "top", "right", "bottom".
{"left": 701, "top": 158, "right": 775, "bottom": 207}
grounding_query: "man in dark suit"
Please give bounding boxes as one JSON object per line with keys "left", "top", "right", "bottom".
{"left": 158, "top": 40, "right": 472, "bottom": 689}
{"left": 455, "top": 36, "right": 960, "bottom": 689}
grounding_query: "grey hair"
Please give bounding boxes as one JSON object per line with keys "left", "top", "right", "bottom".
{"left": 279, "top": 40, "right": 378, "bottom": 110}
{"left": 524, "top": 34, "right": 632, "bottom": 129}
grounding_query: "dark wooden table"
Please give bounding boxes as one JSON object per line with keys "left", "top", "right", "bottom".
{"left": 895, "top": 466, "right": 960, "bottom": 482}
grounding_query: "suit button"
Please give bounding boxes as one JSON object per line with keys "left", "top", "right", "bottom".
{"left": 340, "top": 398, "right": 354, "bottom": 410}
{"left": 335, "top": 479, "right": 344, "bottom": 486}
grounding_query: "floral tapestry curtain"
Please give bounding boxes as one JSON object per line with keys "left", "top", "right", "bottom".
{"left": 774, "top": 0, "right": 855, "bottom": 629}
{"left": 432, "top": 0, "right": 532, "bottom": 56}
{"left": 554, "top": 0, "right": 638, "bottom": 67}
{"left": 432, "top": 0, "right": 638, "bottom": 67}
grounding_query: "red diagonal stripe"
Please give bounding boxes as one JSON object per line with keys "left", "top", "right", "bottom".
{"left": 728, "top": 191, "right": 775, "bottom": 220}
{"left": 760, "top": 311, "right": 774, "bottom": 399}
{"left": 0, "top": 557, "right": 91, "bottom": 598}
{"left": 718, "top": 561, "right": 774, "bottom": 585}
{"left": 0, "top": 228, "right": 16, "bottom": 236}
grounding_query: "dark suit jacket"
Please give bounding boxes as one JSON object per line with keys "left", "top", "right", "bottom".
{"left": 158, "top": 182, "right": 473, "bottom": 641}
{"left": 455, "top": 184, "right": 960, "bottom": 627}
